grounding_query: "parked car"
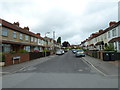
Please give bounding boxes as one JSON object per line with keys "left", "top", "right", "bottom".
{"left": 72, "top": 49, "right": 77, "bottom": 54}
{"left": 64, "top": 49, "right": 68, "bottom": 52}
{"left": 56, "top": 49, "right": 64, "bottom": 55}
{"left": 75, "top": 50, "right": 85, "bottom": 57}
{"left": 62, "top": 50, "right": 65, "bottom": 54}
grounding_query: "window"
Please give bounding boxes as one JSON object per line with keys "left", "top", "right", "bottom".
{"left": 13, "top": 32, "right": 17, "bottom": 38}
{"left": 31, "top": 37, "right": 34, "bottom": 42}
{"left": 112, "top": 29, "right": 117, "bottom": 37}
{"left": 2, "top": 27, "right": 8, "bottom": 36}
{"left": 119, "top": 41, "right": 120, "bottom": 50}
{"left": 20, "top": 34, "right": 23, "bottom": 40}
{"left": 104, "top": 34, "right": 107, "bottom": 39}
{"left": 35, "top": 38, "right": 37, "bottom": 42}
{"left": 2, "top": 44, "right": 11, "bottom": 52}
{"left": 39, "top": 39, "right": 41, "bottom": 43}
{"left": 25, "top": 35, "right": 29, "bottom": 41}
{"left": 108, "top": 31, "right": 110, "bottom": 38}
{"left": 24, "top": 46, "right": 30, "bottom": 52}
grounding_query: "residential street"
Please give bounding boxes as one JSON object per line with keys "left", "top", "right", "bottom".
{"left": 2, "top": 51, "right": 118, "bottom": 88}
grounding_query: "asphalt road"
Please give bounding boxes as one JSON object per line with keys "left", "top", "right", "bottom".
{"left": 2, "top": 51, "right": 118, "bottom": 88}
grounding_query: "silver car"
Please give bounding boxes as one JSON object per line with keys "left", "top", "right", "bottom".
{"left": 56, "top": 49, "right": 64, "bottom": 55}
{"left": 75, "top": 50, "right": 85, "bottom": 57}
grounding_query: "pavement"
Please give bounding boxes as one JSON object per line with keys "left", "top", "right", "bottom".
{"left": 82, "top": 55, "right": 119, "bottom": 76}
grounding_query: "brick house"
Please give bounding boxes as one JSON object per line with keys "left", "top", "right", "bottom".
{"left": 0, "top": 19, "right": 40, "bottom": 53}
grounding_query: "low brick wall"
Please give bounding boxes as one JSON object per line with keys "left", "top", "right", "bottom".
{"left": 4, "top": 53, "right": 29, "bottom": 66}
{"left": 4, "top": 52, "right": 52, "bottom": 66}
{"left": 86, "top": 50, "right": 120, "bottom": 61}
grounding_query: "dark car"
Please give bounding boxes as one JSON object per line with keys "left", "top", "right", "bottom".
{"left": 71, "top": 49, "right": 77, "bottom": 54}
{"left": 75, "top": 50, "right": 85, "bottom": 57}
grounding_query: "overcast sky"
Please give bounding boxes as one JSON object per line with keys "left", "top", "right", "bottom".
{"left": 0, "top": 0, "right": 119, "bottom": 44}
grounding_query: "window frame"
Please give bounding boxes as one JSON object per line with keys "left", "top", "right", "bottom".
{"left": 13, "top": 32, "right": 17, "bottom": 38}
{"left": 2, "top": 28, "right": 8, "bottom": 36}
{"left": 20, "top": 34, "right": 23, "bottom": 40}
{"left": 31, "top": 37, "right": 34, "bottom": 42}
{"left": 25, "top": 35, "right": 29, "bottom": 41}
{"left": 108, "top": 31, "right": 111, "bottom": 38}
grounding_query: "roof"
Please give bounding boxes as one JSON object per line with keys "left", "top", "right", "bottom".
{"left": 84, "top": 21, "right": 120, "bottom": 41}
{"left": 109, "top": 37, "right": 120, "bottom": 43}
{"left": 89, "top": 44, "right": 94, "bottom": 46}
{"left": 1, "top": 18, "right": 38, "bottom": 38}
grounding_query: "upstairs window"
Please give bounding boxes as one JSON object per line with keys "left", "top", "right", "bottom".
{"left": 31, "top": 37, "right": 34, "bottom": 42}
{"left": 108, "top": 31, "right": 111, "bottom": 38}
{"left": 39, "top": 39, "right": 41, "bottom": 43}
{"left": 13, "top": 32, "right": 17, "bottom": 38}
{"left": 20, "top": 34, "right": 23, "bottom": 40}
{"left": 2, "top": 27, "right": 8, "bottom": 36}
{"left": 25, "top": 35, "right": 29, "bottom": 41}
{"left": 35, "top": 38, "right": 38, "bottom": 42}
{"left": 112, "top": 29, "right": 117, "bottom": 37}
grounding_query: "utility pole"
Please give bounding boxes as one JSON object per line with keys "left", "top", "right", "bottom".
{"left": 53, "top": 31, "right": 55, "bottom": 53}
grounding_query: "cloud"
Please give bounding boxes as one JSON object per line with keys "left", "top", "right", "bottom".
{"left": 0, "top": 0, "right": 118, "bottom": 44}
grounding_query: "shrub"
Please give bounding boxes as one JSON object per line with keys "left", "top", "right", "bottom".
{"left": 9, "top": 51, "right": 16, "bottom": 54}
{"left": 19, "top": 49, "right": 28, "bottom": 53}
{"left": 0, "top": 53, "right": 5, "bottom": 62}
{"left": 104, "top": 43, "right": 116, "bottom": 51}
{"left": 43, "top": 49, "right": 49, "bottom": 52}
{"left": 34, "top": 50, "right": 40, "bottom": 53}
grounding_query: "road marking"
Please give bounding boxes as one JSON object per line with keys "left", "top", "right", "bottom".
{"left": 80, "top": 58, "right": 118, "bottom": 77}
{"left": 78, "top": 69, "right": 83, "bottom": 72}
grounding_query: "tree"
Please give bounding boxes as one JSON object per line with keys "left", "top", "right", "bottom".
{"left": 62, "top": 41, "right": 70, "bottom": 47}
{"left": 57, "top": 37, "right": 61, "bottom": 44}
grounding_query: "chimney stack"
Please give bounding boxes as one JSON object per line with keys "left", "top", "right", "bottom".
{"left": 99, "top": 29, "right": 103, "bottom": 33}
{"left": 23, "top": 26, "right": 29, "bottom": 31}
{"left": 13, "top": 22, "right": 19, "bottom": 27}
{"left": 109, "top": 21, "right": 117, "bottom": 27}
{"left": 36, "top": 33, "right": 41, "bottom": 36}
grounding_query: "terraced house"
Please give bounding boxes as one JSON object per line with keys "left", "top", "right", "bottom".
{"left": 81, "top": 21, "right": 120, "bottom": 52}
{"left": 0, "top": 19, "right": 47, "bottom": 53}
{"left": 44, "top": 37, "right": 61, "bottom": 51}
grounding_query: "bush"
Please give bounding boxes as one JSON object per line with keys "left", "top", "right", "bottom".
{"left": 0, "top": 53, "right": 5, "bottom": 62}
{"left": 43, "top": 49, "right": 49, "bottom": 52}
{"left": 19, "top": 49, "right": 28, "bottom": 53}
{"left": 10, "top": 51, "right": 16, "bottom": 54}
{"left": 104, "top": 43, "right": 116, "bottom": 51}
{"left": 34, "top": 50, "right": 40, "bottom": 53}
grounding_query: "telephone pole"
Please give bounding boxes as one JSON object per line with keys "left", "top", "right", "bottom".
{"left": 53, "top": 31, "right": 55, "bottom": 53}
